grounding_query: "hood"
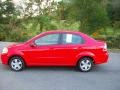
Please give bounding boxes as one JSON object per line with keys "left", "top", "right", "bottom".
{"left": 8, "top": 42, "right": 25, "bottom": 48}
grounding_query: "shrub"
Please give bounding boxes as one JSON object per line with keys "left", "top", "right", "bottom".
{"left": 106, "top": 35, "right": 120, "bottom": 49}
{"left": 93, "top": 34, "right": 120, "bottom": 49}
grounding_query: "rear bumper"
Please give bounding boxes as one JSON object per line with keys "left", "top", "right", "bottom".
{"left": 94, "top": 51, "right": 109, "bottom": 64}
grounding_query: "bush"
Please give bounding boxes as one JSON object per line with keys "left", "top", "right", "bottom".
{"left": 106, "top": 35, "right": 120, "bottom": 49}
{"left": 7, "top": 30, "right": 29, "bottom": 42}
{"left": 93, "top": 34, "right": 120, "bottom": 49}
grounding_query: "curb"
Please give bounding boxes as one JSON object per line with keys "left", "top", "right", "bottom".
{"left": 108, "top": 49, "right": 120, "bottom": 53}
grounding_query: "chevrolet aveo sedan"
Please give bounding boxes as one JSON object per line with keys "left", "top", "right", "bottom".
{"left": 0, "top": 30, "right": 108, "bottom": 72}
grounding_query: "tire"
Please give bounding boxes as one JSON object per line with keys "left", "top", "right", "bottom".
{"left": 9, "top": 56, "right": 25, "bottom": 71}
{"left": 77, "top": 57, "right": 93, "bottom": 72}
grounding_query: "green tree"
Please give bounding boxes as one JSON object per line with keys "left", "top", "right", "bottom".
{"left": 17, "top": 0, "right": 57, "bottom": 33}
{"left": 107, "top": 0, "right": 120, "bottom": 27}
{"left": 0, "top": 0, "right": 17, "bottom": 40}
{"left": 67, "top": 0, "right": 109, "bottom": 34}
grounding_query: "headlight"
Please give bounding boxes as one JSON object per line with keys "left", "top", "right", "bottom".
{"left": 2, "top": 47, "right": 8, "bottom": 54}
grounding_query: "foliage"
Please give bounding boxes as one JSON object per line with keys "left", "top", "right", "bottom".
{"left": 0, "top": 0, "right": 19, "bottom": 40}
{"left": 66, "top": 0, "right": 110, "bottom": 34}
{"left": 93, "top": 34, "right": 120, "bottom": 49}
{"left": 0, "top": 0, "right": 120, "bottom": 48}
{"left": 106, "top": 35, "right": 120, "bottom": 49}
{"left": 107, "top": 0, "right": 120, "bottom": 22}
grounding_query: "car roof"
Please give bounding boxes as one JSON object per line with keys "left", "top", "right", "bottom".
{"left": 26, "top": 30, "right": 96, "bottom": 44}
{"left": 43, "top": 30, "right": 96, "bottom": 42}
{"left": 42, "top": 30, "right": 83, "bottom": 35}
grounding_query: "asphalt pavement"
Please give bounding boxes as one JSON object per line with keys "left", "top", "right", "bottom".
{"left": 0, "top": 42, "right": 120, "bottom": 90}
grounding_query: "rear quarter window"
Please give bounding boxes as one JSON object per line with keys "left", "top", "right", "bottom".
{"left": 62, "top": 33, "right": 84, "bottom": 44}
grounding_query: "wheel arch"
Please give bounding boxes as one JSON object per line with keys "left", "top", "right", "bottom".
{"left": 8, "top": 55, "right": 27, "bottom": 66}
{"left": 76, "top": 56, "right": 95, "bottom": 66}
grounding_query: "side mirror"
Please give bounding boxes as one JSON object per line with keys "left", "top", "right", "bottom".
{"left": 30, "top": 42, "right": 36, "bottom": 47}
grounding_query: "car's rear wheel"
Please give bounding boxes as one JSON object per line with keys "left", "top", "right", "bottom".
{"left": 9, "top": 56, "right": 25, "bottom": 71}
{"left": 78, "top": 57, "right": 93, "bottom": 72}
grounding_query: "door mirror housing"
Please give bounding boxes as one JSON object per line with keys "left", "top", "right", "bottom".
{"left": 30, "top": 42, "right": 36, "bottom": 47}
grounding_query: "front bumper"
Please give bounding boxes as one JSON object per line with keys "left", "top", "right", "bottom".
{"left": 0, "top": 53, "right": 9, "bottom": 65}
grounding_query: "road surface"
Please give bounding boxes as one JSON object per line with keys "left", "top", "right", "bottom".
{"left": 0, "top": 42, "right": 120, "bottom": 90}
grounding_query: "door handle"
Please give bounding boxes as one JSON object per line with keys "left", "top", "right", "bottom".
{"left": 49, "top": 47, "right": 56, "bottom": 50}
{"left": 73, "top": 47, "right": 82, "bottom": 49}
{"left": 50, "top": 47, "right": 61, "bottom": 50}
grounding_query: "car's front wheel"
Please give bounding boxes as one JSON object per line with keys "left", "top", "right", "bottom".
{"left": 9, "top": 56, "right": 25, "bottom": 71}
{"left": 78, "top": 57, "right": 93, "bottom": 72}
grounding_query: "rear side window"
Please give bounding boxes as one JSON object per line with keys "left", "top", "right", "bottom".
{"left": 62, "top": 34, "right": 84, "bottom": 44}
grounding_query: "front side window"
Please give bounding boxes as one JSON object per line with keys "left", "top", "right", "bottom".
{"left": 35, "top": 34, "right": 60, "bottom": 46}
{"left": 62, "top": 34, "right": 84, "bottom": 44}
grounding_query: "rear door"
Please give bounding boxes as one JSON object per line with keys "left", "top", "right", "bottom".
{"left": 51, "top": 33, "right": 85, "bottom": 66}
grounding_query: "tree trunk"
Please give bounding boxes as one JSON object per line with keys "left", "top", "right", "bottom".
{"left": 40, "top": 23, "right": 43, "bottom": 32}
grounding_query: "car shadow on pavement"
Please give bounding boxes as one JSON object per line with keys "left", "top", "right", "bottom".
{"left": 0, "top": 64, "right": 120, "bottom": 73}
{"left": 26, "top": 66, "right": 77, "bottom": 72}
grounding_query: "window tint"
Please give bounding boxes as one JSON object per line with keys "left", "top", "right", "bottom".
{"left": 35, "top": 34, "right": 60, "bottom": 45}
{"left": 62, "top": 34, "right": 84, "bottom": 44}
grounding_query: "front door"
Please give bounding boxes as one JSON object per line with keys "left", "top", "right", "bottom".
{"left": 26, "top": 33, "right": 61, "bottom": 65}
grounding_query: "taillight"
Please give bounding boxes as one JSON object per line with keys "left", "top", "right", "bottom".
{"left": 103, "top": 43, "right": 107, "bottom": 51}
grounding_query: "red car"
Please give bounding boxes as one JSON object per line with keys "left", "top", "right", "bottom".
{"left": 0, "top": 30, "right": 108, "bottom": 72}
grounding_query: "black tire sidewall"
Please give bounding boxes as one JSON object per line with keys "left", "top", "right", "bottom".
{"left": 9, "top": 56, "right": 25, "bottom": 71}
{"left": 78, "top": 57, "right": 93, "bottom": 72}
